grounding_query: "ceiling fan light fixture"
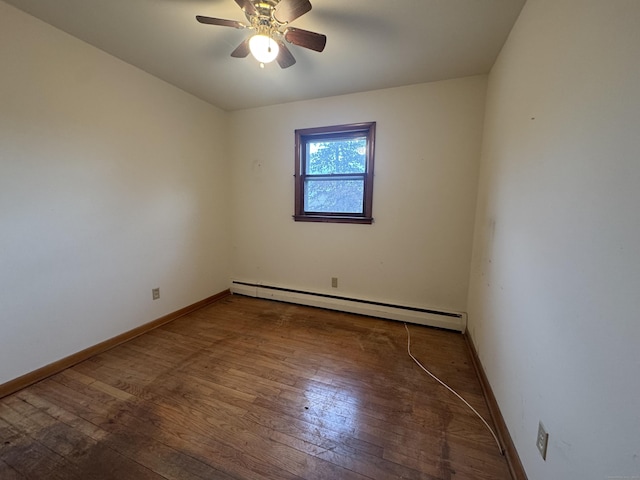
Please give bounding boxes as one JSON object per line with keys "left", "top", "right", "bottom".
{"left": 249, "top": 34, "right": 279, "bottom": 64}
{"left": 196, "top": 0, "right": 323, "bottom": 69}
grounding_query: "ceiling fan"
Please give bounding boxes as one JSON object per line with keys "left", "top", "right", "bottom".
{"left": 196, "top": 0, "right": 326, "bottom": 69}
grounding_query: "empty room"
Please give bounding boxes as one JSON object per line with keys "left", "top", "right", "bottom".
{"left": 1, "top": 1, "right": 638, "bottom": 479}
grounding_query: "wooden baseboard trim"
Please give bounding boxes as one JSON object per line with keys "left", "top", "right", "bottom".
{"left": 464, "top": 333, "right": 528, "bottom": 480}
{"left": 0, "top": 289, "right": 230, "bottom": 400}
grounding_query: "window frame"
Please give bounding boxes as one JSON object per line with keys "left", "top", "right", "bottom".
{"left": 293, "top": 122, "right": 376, "bottom": 224}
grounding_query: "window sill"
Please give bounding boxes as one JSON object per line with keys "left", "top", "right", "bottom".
{"left": 293, "top": 215, "right": 373, "bottom": 225}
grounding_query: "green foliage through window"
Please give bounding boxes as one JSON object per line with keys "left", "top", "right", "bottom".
{"left": 294, "top": 123, "right": 376, "bottom": 224}
{"left": 306, "top": 139, "right": 366, "bottom": 174}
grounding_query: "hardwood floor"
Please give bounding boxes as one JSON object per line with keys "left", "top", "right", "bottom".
{"left": 0, "top": 295, "right": 512, "bottom": 479}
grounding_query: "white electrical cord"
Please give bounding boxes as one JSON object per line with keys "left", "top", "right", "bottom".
{"left": 404, "top": 323, "right": 504, "bottom": 455}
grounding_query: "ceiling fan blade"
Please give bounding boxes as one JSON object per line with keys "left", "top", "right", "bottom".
{"left": 274, "top": 0, "right": 312, "bottom": 24}
{"left": 234, "top": 0, "right": 257, "bottom": 16}
{"left": 276, "top": 42, "right": 296, "bottom": 69}
{"left": 196, "top": 15, "right": 245, "bottom": 29}
{"left": 284, "top": 27, "right": 326, "bottom": 52}
{"left": 230, "top": 39, "right": 251, "bottom": 58}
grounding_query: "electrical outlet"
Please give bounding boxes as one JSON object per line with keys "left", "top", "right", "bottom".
{"left": 152, "top": 288, "right": 160, "bottom": 300}
{"left": 536, "top": 421, "right": 549, "bottom": 460}
{"left": 331, "top": 277, "right": 338, "bottom": 288}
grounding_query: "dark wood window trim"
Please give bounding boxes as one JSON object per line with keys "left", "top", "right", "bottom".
{"left": 294, "top": 122, "right": 376, "bottom": 224}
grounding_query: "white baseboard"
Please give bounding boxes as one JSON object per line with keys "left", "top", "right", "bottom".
{"left": 230, "top": 281, "right": 467, "bottom": 332}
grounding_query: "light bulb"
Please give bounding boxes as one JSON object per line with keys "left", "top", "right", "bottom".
{"left": 249, "top": 34, "right": 279, "bottom": 64}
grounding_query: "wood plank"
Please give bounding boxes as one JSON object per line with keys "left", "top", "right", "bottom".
{"left": 0, "top": 415, "right": 84, "bottom": 480}
{"left": 0, "top": 458, "right": 27, "bottom": 480}
{"left": 0, "top": 295, "right": 513, "bottom": 479}
{"left": 0, "top": 398, "right": 165, "bottom": 480}
{"left": 29, "top": 374, "right": 306, "bottom": 480}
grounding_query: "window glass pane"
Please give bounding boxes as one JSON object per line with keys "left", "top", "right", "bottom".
{"left": 295, "top": 122, "right": 375, "bottom": 223}
{"left": 306, "top": 138, "right": 366, "bottom": 175}
{"left": 304, "top": 179, "right": 364, "bottom": 213}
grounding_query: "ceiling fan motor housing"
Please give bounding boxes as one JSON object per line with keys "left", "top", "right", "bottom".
{"left": 250, "top": 1, "right": 281, "bottom": 35}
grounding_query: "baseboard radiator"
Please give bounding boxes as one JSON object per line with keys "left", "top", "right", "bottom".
{"left": 231, "top": 281, "right": 467, "bottom": 332}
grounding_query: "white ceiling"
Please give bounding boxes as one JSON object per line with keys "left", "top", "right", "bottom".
{"left": 3, "top": 0, "right": 526, "bottom": 111}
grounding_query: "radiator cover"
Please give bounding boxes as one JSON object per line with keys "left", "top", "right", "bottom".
{"left": 231, "top": 280, "right": 466, "bottom": 332}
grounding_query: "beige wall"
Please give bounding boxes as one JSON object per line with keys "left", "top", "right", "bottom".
{"left": 10, "top": 3, "right": 639, "bottom": 477}
{"left": 0, "top": 2, "right": 231, "bottom": 384}
{"left": 1, "top": 0, "right": 486, "bottom": 388}
{"left": 229, "top": 76, "right": 487, "bottom": 312}
{"left": 468, "top": 0, "right": 640, "bottom": 478}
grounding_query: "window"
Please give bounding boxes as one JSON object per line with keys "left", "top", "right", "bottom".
{"left": 294, "top": 122, "right": 376, "bottom": 224}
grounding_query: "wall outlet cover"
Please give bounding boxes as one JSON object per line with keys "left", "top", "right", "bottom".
{"left": 537, "top": 421, "right": 549, "bottom": 460}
